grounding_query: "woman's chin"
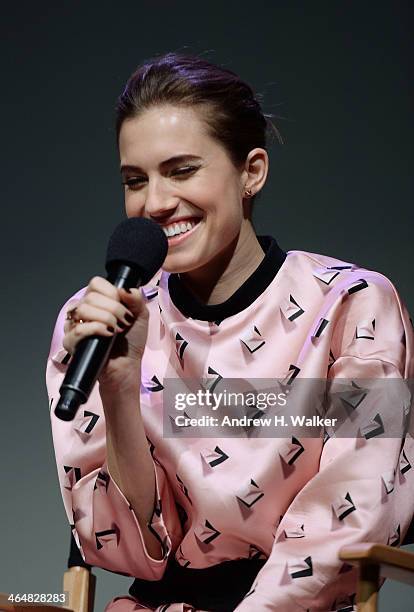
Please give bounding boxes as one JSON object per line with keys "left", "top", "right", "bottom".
{"left": 161, "top": 254, "right": 200, "bottom": 275}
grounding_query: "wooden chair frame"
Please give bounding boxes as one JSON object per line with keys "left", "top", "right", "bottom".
{"left": 1, "top": 542, "right": 413, "bottom": 611}
{"left": 0, "top": 567, "right": 96, "bottom": 612}
{"left": 338, "top": 542, "right": 414, "bottom": 612}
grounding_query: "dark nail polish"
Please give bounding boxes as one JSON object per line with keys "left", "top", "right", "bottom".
{"left": 125, "top": 313, "right": 134, "bottom": 323}
{"left": 107, "top": 326, "right": 115, "bottom": 333}
{"left": 118, "top": 321, "right": 127, "bottom": 329}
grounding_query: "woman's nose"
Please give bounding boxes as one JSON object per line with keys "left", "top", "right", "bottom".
{"left": 144, "top": 178, "right": 177, "bottom": 217}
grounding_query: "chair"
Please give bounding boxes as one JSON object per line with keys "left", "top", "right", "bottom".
{"left": 338, "top": 520, "right": 414, "bottom": 612}
{"left": 1, "top": 526, "right": 413, "bottom": 612}
{"left": 0, "top": 534, "right": 96, "bottom": 612}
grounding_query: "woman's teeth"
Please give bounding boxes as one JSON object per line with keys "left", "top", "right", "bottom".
{"left": 162, "top": 220, "right": 199, "bottom": 237}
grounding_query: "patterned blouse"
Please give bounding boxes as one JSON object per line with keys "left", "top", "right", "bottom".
{"left": 47, "top": 236, "right": 414, "bottom": 611}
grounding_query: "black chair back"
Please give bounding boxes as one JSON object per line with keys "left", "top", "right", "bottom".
{"left": 68, "top": 532, "right": 92, "bottom": 570}
{"left": 403, "top": 517, "right": 414, "bottom": 546}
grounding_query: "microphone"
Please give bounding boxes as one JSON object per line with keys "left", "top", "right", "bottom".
{"left": 54, "top": 218, "right": 168, "bottom": 421}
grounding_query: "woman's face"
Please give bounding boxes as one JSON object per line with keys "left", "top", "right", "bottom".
{"left": 119, "top": 104, "right": 251, "bottom": 276}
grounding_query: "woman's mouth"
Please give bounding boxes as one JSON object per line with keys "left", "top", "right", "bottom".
{"left": 162, "top": 218, "right": 202, "bottom": 246}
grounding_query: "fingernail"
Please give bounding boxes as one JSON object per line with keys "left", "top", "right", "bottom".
{"left": 107, "top": 326, "right": 115, "bottom": 333}
{"left": 125, "top": 313, "right": 135, "bottom": 323}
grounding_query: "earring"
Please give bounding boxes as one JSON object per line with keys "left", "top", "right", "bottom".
{"left": 244, "top": 188, "right": 253, "bottom": 198}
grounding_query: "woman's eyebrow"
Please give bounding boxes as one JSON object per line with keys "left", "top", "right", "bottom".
{"left": 120, "top": 154, "right": 202, "bottom": 174}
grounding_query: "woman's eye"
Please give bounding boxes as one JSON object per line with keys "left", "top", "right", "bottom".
{"left": 122, "top": 177, "right": 146, "bottom": 189}
{"left": 172, "top": 165, "right": 198, "bottom": 177}
{"left": 122, "top": 166, "right": 198, "bottom": 190}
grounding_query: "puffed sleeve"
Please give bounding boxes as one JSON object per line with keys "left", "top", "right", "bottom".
{"left": 235, "top": 273, "right": 414, "bottom": 611}
{"left": 46, "top": 290, "right": 182, "bottom": 580}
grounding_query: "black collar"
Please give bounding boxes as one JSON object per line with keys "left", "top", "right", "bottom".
{"left": 167, "top": 235, "right": 286, "bottom": 321}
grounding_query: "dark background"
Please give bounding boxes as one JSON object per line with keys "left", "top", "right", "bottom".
{"left": 1, "top": 2, "right": 413, "bottom": 610}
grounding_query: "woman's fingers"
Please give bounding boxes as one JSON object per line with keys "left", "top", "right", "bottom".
{"left": 79, "top": 293, "right": 134, "bottom": 327}
{"left": 69, "top": 302, "right": 123, "bottom": 332}
{"left": 63, "top": 299, "right": 82, "bottom": 335}
{"left": 62, "top": 278, "right": 151, "bottom": 359}
{"left": 118, "top": 287, "right": 148, "bottom": 320}
{"left": 85, "top": 276, "right": 120, "bottom": 300}
{"left": 62, "top": 277, "right": 139, "bottom": 355}
{"left": 62, "top": 320, "right": 115, "bottom": 354}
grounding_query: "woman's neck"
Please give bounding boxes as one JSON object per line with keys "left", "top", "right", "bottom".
{"left": 179, "top": 222, "right": 265, "bottom": 305}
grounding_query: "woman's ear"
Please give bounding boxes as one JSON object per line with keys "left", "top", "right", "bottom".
{"left": 241, "top": 148, "right": 269, "bottom": 197}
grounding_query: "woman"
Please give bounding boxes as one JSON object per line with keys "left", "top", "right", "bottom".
{"left": 47, "top": 53, "right": 414, "bottom": 611}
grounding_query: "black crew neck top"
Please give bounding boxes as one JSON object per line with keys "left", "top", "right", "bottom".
{"left": 167, "top": 235, "right": 287, "bottom": 321}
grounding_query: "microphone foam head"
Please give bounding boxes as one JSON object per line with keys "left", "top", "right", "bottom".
{"left": 105, "top": 217, "right": 168, "bottom": 285}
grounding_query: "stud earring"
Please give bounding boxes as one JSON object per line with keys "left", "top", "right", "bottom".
{"left": 244, "top": 188, "right": 253, "bottom": 198}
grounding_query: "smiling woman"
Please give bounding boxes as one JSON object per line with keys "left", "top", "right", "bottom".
{"left": 46, "top": 52, "right": 414, "bottom": 612}
{"left": 118, "top": 103, "right": 269, "bottom": 303}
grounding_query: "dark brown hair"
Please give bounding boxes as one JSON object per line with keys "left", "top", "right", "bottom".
{"left": 115, "top": 52, "right": 282, "bottom": 217}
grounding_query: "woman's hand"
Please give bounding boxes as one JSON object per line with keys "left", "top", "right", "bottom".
{"left": 62, "top": 276, "right": 149, "bottom": 391}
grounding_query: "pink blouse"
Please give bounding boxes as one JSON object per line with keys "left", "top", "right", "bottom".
{"left": 47, "top": 238, "right": 414, "bottom": 611}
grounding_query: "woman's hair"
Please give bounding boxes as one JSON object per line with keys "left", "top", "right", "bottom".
{"left": 115, "top": 52, "right": 282, "bottom": 218}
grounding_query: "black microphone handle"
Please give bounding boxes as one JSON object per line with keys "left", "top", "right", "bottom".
{"left": 54, "top": 264, "right": 142, "bottom": 422}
